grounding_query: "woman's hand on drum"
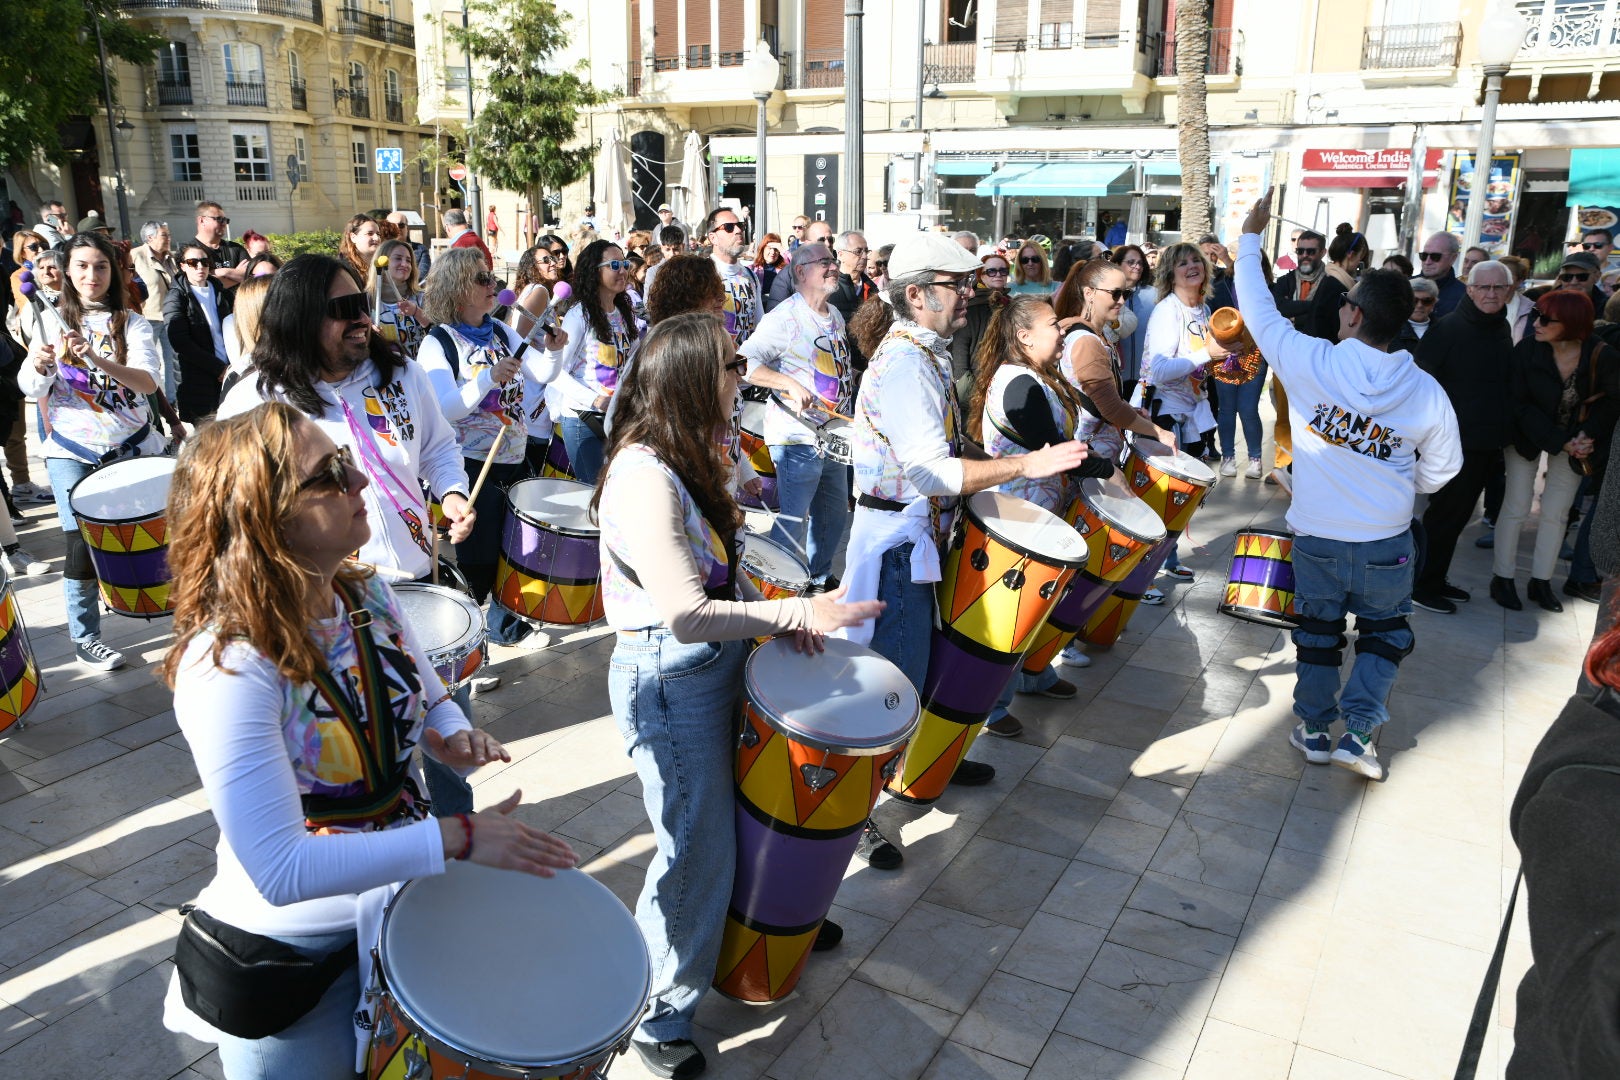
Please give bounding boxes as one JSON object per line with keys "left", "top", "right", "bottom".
{"left": 740, "top": 476, "right": 765, "bottom": 499}
{"left": 441, "top": 790, "right": 579, "bottom": 877}
{"left": 806, "top": 586, "right": 884, "bottom": 642}
{"left": 423, "top": 727, "right": 511, "bottom": 769}
{"left": 1153, "top": 425, "right": 1178, "bottom": 449}
{"left": 490, "top": 351, "right": 523, "bottom": 386}
{"left": 1021, "top": 440, "right": 1089, "bottom": 479}
{"left": 441, "top": 493, "right": 476, "bottom": 545}
{"left": 1204, "top": 337, "right": 1231, "bottom": 362}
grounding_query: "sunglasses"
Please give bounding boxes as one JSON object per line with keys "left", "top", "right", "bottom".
{"left": 1340, "top": 295, "right": 1362, "bottom": 313}
{"left": 1559, "top": 272, "right": 1591, "bottom": 283}
{"left": 1418, "top": 252, "right": 1446, "bottom": 262}
{"left": 1088, "top": 286, "right": 1129, "bottom": 301}
{"left": 298, "top": 445, "right": 360, "bottom": 494}
{"left": 548, "top": 248, "right": 567, "bottom": 258}
{"left": 181, "top": 257, "right": 210, "bottom": 268}
{"left": 1413, "top": 296, "right": 1437, "bottom": 306}
{"left": 872, "top": 261, "right": 888, "bottom": 271}
{"left": 23, "top": 243, "right": 45, "bottom": 254}
{"left": 1535, "top": 312, "right": 1561, "bottom": 326}
{"left": 842, "top": 247, "right": 869, "bottom": 257}
{"left": 1019, "top": 255, "right": 1043, "bottom": 264}
{"left": 792, "top": 224, "right": 806, "bottom": 231}
{"left": 202, "top": 214, "right": 230, "bottom": 225}
{"left": 535, "top": 254, "right": 559, "bottom": 266}
{"left": 1295, "top": 247, "right": 1320, "bottom": 256}
{"left": 325, "top": 292, "right": 370, "bottom": 321}
{"left": 599, "top": 259, "right": 633, "bottom": 271}
{"left": 982, "top": 266, "right": 1010, "bottom": 276}
{"left": 1581, "top": 242, "right": 1607, "bottom": 250}
{"left": 725, "top": 355, "right": 748, "bottom": 375}
{"left": 712, "top": 222, "right": 743, "bottom": 234}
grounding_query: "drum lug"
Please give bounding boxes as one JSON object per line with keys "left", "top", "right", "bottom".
{"left": 799, "top": 763, "right": 837, "bottom": 791}
{"left": 738, "top": 724, "right": 759, "bottom": 749}
{"left": 1001, "top": 568, "right": 1026, "bottom": 591}
{"left": 880, "top": 756, "right": 898, "bottom": 781}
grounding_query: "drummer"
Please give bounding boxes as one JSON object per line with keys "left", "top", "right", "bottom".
{"left": 705, "top": 206, "right": 764, "bottom": 345}
{"left": 966, "top": 294, "right": 1113, "bottom": 730}
{"left": 545, "top": 238, "right": 642, "bottom": 483}
{"left": 20, "top": 232, "right": 167, "bottom": 673}
{"left": 738, "top": 241, "right": 854, "bottom": 594}
{"left": 594, "top": 312, "right": 880, "bottom": 1080}
{"left": 159, "top": 404, "right": 576, "bottom": 1080}
{"left": 842, "top": 234, "right": 1087, "bottom": 865}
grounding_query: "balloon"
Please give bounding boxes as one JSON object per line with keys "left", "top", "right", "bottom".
{"left": 497, "top": 289, "right": 517, "bottom": 307}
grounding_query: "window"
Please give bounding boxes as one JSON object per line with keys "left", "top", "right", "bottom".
{"left": 352, "top": 130, "right": 371, "bottom": 185}
{"left": 384, "top": 68, "right": 401, "bottom": 100}
{"left": 157, "top": 41, "right": 192, "bottom": 105}
{"left": 349, "top": 61, "right": 368, "bottom": 95}
{"left": 232, "top": 124, "right": 272, "bottom": 182}
{"left": 223, "top": 42, "right": 266, "bottom": 105}
{"left": 384, "top": 68, "right": 404, "bottom": 121}
{"left": 294, "top": 130, "right": 312, "bottom": 182}
{"left": 289, "top": 49, "right": 303, "bottom": 87}
{"left": 1038, "top": 21, "right": 1073, "bottom": 48}
{"left": 168, "top": 123, "right": 202, "bottom": 182}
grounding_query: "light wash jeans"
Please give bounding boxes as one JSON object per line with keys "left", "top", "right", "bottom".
{"left": 868, "top": 542, "right": 935, "bottom": 691}
{"left": 1494, "top": 451, "right": 1582, "bottom": 581}
{"left": 609, "top": 631, "right": 747, "bottom": 1043}
{"left": 557, "top": 414, "right": 605, "bottom": 485}
{"left": 45, "top": 456, "right": 102, "bottom": 642}
{"left": 419, "top": 682, "right": 475, "bottom": 817}
{"left": 767, "top": 444, "right": 851, "bottom": 584}
{"left": 1291, "top": 530, "right": 1415, "bottom": 737}
{"left": 213, "top": 928, "right": 360, "bottom": 1080}
{"left": 1216, "top": 362, "right": 1267, "bottom": 462}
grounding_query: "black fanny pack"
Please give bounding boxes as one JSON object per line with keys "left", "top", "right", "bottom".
{"left": 173, "top": 905, "right": 356, "bottom": 1039}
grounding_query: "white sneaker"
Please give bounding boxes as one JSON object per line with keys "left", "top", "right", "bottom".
{"left": 1219, "top": 458, "right": 1239, "bottom": 477}
{"left": 10, "top": 483, "right": 52, "bottom": 504}
{"left": 1138, "top": 587, "right": 1166, "bottom": 606}
{"left": 470, "top": 675, "right": 501, "bottom": 694}
{"left": 494, "top": 626, "right": 552, "bottom": 651}
{"left": 1245, "top": 459, "right": 1263, "bottom": 480}
{"left": 1270, "top": 468, "right": 1293, "bottom": 495}
{"left": 2, "top": 548, "right": 48, "bottom": 576}
{"left": 1059, "top": 642, "right": 1092, "bottom": 668}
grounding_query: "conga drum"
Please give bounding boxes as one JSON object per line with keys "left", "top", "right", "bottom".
{"left": 1220, "top": 529, "right": 1298, "bottom": 626}
{"left": 390, "top": 583, "right": 488, "bottom": 693}
{"left": 494, "top": 478, "right": 605, "bottom": 626}
{"left": 715, "top": 637, "right": 918, "bottom": 1003}
{"left": 68, "top": 456, "right": 176, "bottom": 618}
{"left": 736, "top": 399, "right": 779, "bottom": 510}
{"left": 1021, "top": 479, "right": 1165, "bottom": 676}
{"left": 887, "top": 492, "right": 1087, "bottom": 805}
{"left": 0, "top": 566, "right": 41, "bottom": 734}
{"left": 540, "top": 431, "right": 576, "bottom": 480}
{"left": 368, "top": 863, "right": 651, "bottom": 1080}
{"left": 740, "top": 530, "right": 810, "bottom": 600}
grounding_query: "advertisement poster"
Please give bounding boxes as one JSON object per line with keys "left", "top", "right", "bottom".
{"left": 1446, "top": 152, "right": 1523, "bottom": 254}
{"left": 1219, "top": 160, "right": 1272, "bottom": 249}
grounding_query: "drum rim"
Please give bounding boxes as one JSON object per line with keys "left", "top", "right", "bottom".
{"left": 1124, "top": 440, "right": 1218, "bottom": 487}
{"left": 375, "top": 867, "right": 652, "bottom": 1073}
{"left": 1234, "top": 527, "right": 1295, "bottom": 541}
{"left": 390, "top": 582, "right": 486, "bottom": 659}
{"left": 1076, "top": 479, "right": 1170, "bottom": 546}
{"left": 964, "top": 491, "right": 1089, "bottom": 570}
{"left": 743, "top": 638, "right": 921, "bottom": 756}
{"left": 741, "top": 531, "right": 811, "bottom": 590}
{"left": 506, "top": 477, "right": 599, "bottom": 538}
{"left": 67, "top": 456, "right": 177, "bottom": 524}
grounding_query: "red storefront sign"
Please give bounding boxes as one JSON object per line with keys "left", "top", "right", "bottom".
{"left": 1301, "top": 148, "right": 1444, "bottom": 189}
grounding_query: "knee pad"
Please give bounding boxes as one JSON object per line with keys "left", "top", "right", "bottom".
{"left": 1354, "top": 615, "right": 1415, "bottom": 664}
{"left": 1293, "top": 615, "right": 1348, "bottom": 668}
{"left": 63, "top": 529, "right": 97, "bottom": 581}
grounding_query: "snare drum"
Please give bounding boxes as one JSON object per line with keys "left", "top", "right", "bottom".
{"left": 716, "top": 638, "right": 919, "bottom": 1003}
{"left": 741, "top": 530, "right": 811, "bottom": 600}
{"left": 1220, "top": 529, "right": 1298, "bottom": 627}
{"left": 68, "top": 456, "right": 176, "bottom": 618}
{"left": 494, "top": 478, "right": 605, "bottom": 627}
{"left": 815, "top": 418, "right": 855, "bottom": 465}
{"left": 368, "top": 863, "right": 651, "bottom": 1080}
{"left": 0, "top": 566, "right": 41, "bottom": 734}
{"left": 391, "top": 584, "right": 488, "bottom": 693}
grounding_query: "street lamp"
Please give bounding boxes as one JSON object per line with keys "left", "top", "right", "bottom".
{"left": 91, "top": 11, "right": 131, "bottom": 239}
{"left": 461, "top": 6, "right": 481, "bottom": 238}
{"left": 1462, "top": 1, "right": 1528, "bottom": 249}
{"left": 743, "top": 40, "right": 780, "bottom": 242}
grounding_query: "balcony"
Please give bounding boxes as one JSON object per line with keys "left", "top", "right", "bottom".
{"left": 224, "top": 74, "right": 267, "bottom": 107}
{"left": 337, "top": 84, "right": 372, "bottom": 117}
{"left": 236, "top": 183, "right": 277, "bottom": 202}
{"left": 121, "top": 0, "right": 321, "bottom": 25}
{"left": 156, "top": 76, "right": 192, "bottom": 105}
{"left": 789, "top": 48, "right": 845, "bottom": 89}
{"left": 385, "top": 95, "right": 404, "bottom": 122}
{"left": 1151, "top": 27, "right": 1241, "bottom": 77}
{"left": 336, "top": 5, "right": 416, "bottom": 48}
{"left": 1516, "top": 0, "right": 1619, "bottom": 52}
{"left": 1361, "top": 22, "right": 1461, "bottom": 69}
{"left": 166, "top": 182, "right": 206, "bottom": 204}
{"left": 290, "top": 78, "right": 307, "bottom": 110}
{"left": 923, "top": 42, "right": 975, "bottom": 85}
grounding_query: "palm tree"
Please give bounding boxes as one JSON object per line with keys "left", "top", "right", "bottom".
{"left": 1175, "top": 0, "right": 1212, "bottom": 240}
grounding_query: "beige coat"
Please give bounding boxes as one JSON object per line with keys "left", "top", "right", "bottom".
{"left": 131, "top": 243, "right": 176, "bottom": 323}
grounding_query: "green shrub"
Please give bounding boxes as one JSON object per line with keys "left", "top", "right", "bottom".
{"left": 264, "top": 229, "right": 342, "bottom": 259}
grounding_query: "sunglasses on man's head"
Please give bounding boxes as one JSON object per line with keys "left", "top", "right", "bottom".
{"left": 298, "top": 446, "right": 359, "bottom": 495}
{"left": 1418, "top": 252, "right": 1446, "bottom": 262}
{"left": 1560, "top": 272, "right": 1592, "bottom": 283}
{"left": 325, "top": 292, "right": 370, "bottom": 321}
{"left": 599, "top": 259, "right": 633, "bottom": 271}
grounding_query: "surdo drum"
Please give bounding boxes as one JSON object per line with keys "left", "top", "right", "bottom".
{"left": 494, "top": 478, "right": 605, "bottom": 627}
{"left": 68, "top": 456, "right": 177, "bottom": 618}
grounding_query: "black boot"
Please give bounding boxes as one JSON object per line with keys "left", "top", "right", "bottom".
{"left": 1527, "top": 578, "right": 1564, "bottom": 613}
{"left": 1489, "top": 576, "right": 1522, "bottom": 611}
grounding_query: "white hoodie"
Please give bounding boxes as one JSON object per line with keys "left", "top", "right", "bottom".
{"left": 1235, "top": 233, "right": 1462, "bottom": 543}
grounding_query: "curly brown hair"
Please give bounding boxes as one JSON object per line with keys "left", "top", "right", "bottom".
{"left": 645, "top": 253, "right": 724, "bottom": 326}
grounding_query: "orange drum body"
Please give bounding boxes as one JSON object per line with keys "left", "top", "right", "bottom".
{"left": 0, "top": 567, "right": 41, "bottom": 734}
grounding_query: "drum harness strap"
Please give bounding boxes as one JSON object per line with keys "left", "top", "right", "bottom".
{"left": 338, "top": 399, "right": 434, "bottom": 558}
{"left": 855, "top": 327, "right": 963, "bottom": 550}
{"left": 1293, "top": 614, "right": 1349, "bottom": 668}
{"left": 52, "top": 423, "right": 152, "bottom": 467}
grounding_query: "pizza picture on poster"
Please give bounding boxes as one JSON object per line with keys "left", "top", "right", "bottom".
{"left": 1447, "top": 152, "right": 1523, "bottom": 254}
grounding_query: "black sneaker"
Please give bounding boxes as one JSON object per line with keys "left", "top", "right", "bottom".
{"left": 633, "top": 1039, "right": 706, "bottom": 1079}
{"left": 1411, "top": 590, "right": 1456, "bottom": 615}
{"left": 855, "top": 819, "right": 902, "bottom": 869}
{"left": 950, "top": 760, "right": 996, "bottom": 786}
{"left": 75, "top": 637, "right": 125, "bottom": 671}
{"left": 1564, "top": 579, "right": 1601, "bottom": 604}
{"left": 812, "top": 919, "right": 843, "bottom": 951}
{"left": 1439, "top": 583, "right": 1471, "bottom": 604}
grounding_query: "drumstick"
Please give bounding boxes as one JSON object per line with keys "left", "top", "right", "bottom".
{"left": 431, "top": 519, "right": 441, "bottom": 586}
{"left": 374, "top": 256, "right": 389, "bottom": 325}
{"left": 466, "top": 421, "right": 511, "bottom": 508}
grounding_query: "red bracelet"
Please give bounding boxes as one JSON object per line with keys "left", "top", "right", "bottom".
{"left": 453, "top": 812, "right": 474, "bottom": 861}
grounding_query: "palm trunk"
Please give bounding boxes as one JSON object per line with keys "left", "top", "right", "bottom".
{"left": 1175, "top": 0, "right": 1212, "bottom": 241}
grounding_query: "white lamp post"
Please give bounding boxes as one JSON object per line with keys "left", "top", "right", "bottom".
{"left": 1462, "top": 2, "right": 1528, "bottom": 249}
{"left": 744, "top": 41, "right": 781, "bottom": 243}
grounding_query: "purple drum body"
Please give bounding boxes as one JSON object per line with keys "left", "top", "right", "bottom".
{"left": 1042, "top": 574, "right": 1119, "bottom": 636}
{"left": 493, "top": 478, "right": 605, "bottom": 626}
{"left": 1114, "top": 534, "right": 1178, "bottom": 600}
{"left": 736, "top": 476, "right": 779, "bottom": 512}
{"left": 540, "top": 432, "right": 575, "bottom": 480}
{"left": 921, "top": 632, "right": 1022, "bottom": 720}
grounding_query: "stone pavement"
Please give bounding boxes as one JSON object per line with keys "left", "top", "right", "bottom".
{"left": 0, "top": 435, "right": 1592, "bottom": 1080}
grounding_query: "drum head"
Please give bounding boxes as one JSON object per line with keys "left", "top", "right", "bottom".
{"left": 966, "top": 490, "right": 1088, "bottom": 568}
{"left": 740, "top": 398, "right": 768, "bottom": 434}
{"left": 742, "top": 530, "right": 809, "bottom": 589}
{"left": 69, "top": 457, "right": 176, "bottom": 522}
{"left": 1130, "top": 438, "right": 1218, "bottom": 487}
{"left": 745, "top": 637, "right": 920, "bottom": 755}
{"left": 380, "top": 864, "right": 650, "bottom": 1070}
{"left": 1078, "top": 478, "right": 1167, "bottom": 545}
{"left": 390, "top": 583, "right": 482, "bottom": 655}
{"left": 508, "top": 477, "right": 597, "bottom": 536}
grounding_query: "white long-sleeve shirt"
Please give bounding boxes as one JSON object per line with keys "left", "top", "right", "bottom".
{"left": 1235, "top": 232, "right": 1462, "bottom": 542}
{"left": 1140, "top": 292, "right": 1213, "bottom": 428}
{"left": 20, "top": 308, "right": 165, "bottom": 461}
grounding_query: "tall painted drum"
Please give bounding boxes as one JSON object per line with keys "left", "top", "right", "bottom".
{"left": 368, "top": 863, "right": 651, "bottom": 1080}
{"left": 1220, "top": 529, "right": 1298, "bottom": 627}
{"left": 716, "top": 637, "right": 919, "bottom": 1003}
{"left": 540, "top": 431, "right": 576, "bottom": 480}
{"left": 68, "top": 456, "right": 177, "bottom": 618}
{"left": 390, "top": 583, "right": 488, "bottom": 693}
{"left": 0, "top": 566, "right": 41, "bottom": 735}
{"left": 736, "top": 400, "right": 779, "bottom": 510}
{"left": 1081, "top": 440, "right": 1217, "bottom": 648}
{"left": 1021, "top": 479, "right": 1166, "bottom": 676}
{"left": 494, "top": 478, "right": 605, "bottom": 627}
{"left": 887, "top": 491, "right": 1087, "bottom": 805}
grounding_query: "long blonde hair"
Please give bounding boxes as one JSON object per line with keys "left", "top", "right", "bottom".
{"left": 368, "top": 238, "right": 421, "bottom": 298}
{"left": 159, "top": 403, "right": 369, "bottom": 688}
{"left": 230, "top": 275, "right": 273, "bottom": 359}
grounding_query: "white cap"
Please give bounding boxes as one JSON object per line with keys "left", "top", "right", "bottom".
{"left": 885, "top": 232, "right": 983, "bottom": 282}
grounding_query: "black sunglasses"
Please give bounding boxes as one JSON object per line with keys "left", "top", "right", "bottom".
{"left": 23, "top": 243, "right": 45, "bottom": 254}
{"left": 1581, "top": 242, "right": 1607, "bottom": 250}
{"left": 1559, "top": 272, "right": 1591, "bottom": 283}
{"left": 1019, "top": 255, "right": 1043, "bottom": 264}
{"left": 1418, "top": 252, "right": 1446, "bottom": 262}
{"left": 1295, "top": 247, "right": 1320, "bottom": 256}
{"left": 325, "top": 292, "right": 370, "bottom": 321}
{"left": 1340, "top": 295, "right": 1362, "bottom": 312}
{"left": 202, "top": 214, "right": 230, "bottom": 225}
{"left": 1088, "top": 286, "right": 1128, "bottom": 301}
{"left": 1535, "top": 312, "right": 1561, "bottom": 326}
{"left": 791, "top": 224, "right": 806, "bottom": 231}
{"left": 181, "top": 257, "right": 209, "bottom": 268}
{"left": 725, "top": 355, "right": 748, "bottom": 375}
{"left": 872, "top": 260, "right": 888, "bottom": 271}
{"left": 298, "top": 446, "right": 359, "bottom": 494}
{"left": 712, "top": 222, "right": 743, "bottom": 234}
{"left": 473, "top": 271, "right": 499, "bottom": 288}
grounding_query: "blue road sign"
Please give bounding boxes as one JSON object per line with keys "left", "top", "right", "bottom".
{"left": 375, "top": 147, "right": 404, "bottom": 174}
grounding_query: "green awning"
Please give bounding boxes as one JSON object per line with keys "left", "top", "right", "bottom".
{"left": 974, "top": 162, "right": 1130, "bottom": 197}
{"left": 935, "top": 159, "right": 995, "bottom": 176}
{"left": 1568, "top": 148, "right": 1620, "bottom": 208}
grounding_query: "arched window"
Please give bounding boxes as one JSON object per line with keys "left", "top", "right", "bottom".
{"left": 157, "top": 42, "right": 191, "bottom": 105}
{"left": 289, "top": 50, "right": 306, "bottom": 109}
{"left": 384, "top": 68, "right": 403, "bottom": 122}
{"left": 222, "top": 42, "right": 266, "bottom": 106}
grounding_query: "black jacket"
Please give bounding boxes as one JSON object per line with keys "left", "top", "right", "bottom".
{"left": 948, "top": 288, "right": 1007, "bottom": 405}
{"left": 1507, "top": 336, "right": 1620, "bottom": 469}
{"left": 1390, "top": 320, "right": 1429, "bottom": 356}
{"left": 1307, "top": 274, "right": 1351, "bottom": 343}
{"left": 1271, "top": 269, "right": 1322, "bottom": 331}
{"left": 1415, "top": 296, "right": 1513, "bottom": 451}
{"left": 1508, "top": 686, "right": 1620, "bottom": 1079}
{"left": 164, "top": 279, "right": 233, "bottom": 420}
{"left": 766, "top": 264, "right": 794, "bottom": 312}
{"left": 1428, "top": 266, "right": 1467, "bottom": 318}
{"left": 830, "top": 272, "right": 877, "bottom": 369}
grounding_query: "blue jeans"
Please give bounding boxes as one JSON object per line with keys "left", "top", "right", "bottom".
{"left": 214, "top": 929, "right": 360, "bottom": 1080}
{"left": 987, "top": 666, "right": 1056, "bottom": 724}
{"left": 609, "top": 631, "right": 747, "bottom": 1043}
{"left": 46, "top": 456, "right": 101, "bottom": 642}
{"left": 767, "top": 444, "right": 850, "bottom": 584}
{"left": 558, "top": 414, "right": 605, "bottom": 485}
{"left": 1216, "top": 362, "right": 1266, "bottom": 461}
{"left": 419, "top": 683, "right": 475, "bottom": 816}
{"left": 868, "top": 542, "right": 935, "bottom": 691}
{"left": 1290, "top": 530, "right": 1416, "bottom": 737}
{"left": 1569, "top": 475, "right": 1599, "bottom": 584}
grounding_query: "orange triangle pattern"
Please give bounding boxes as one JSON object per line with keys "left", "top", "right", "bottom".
{"left": 713, "top": 915, "right": 818, "bottom": 1002}
{"left": 735, "top": 705, "right": 771, "bottom": 784}
{"left": 0, "top": 667, "right": 38, "bottom": 731}
{"left": 494, "top": 559, "right": 604, "bottom": 626}
{"left": 1081, "top": 593, "right": 1141, "bottom": 649}
{"left": 80, "top": 519, "right": 167, "bottom": 555}
{"left": 1021, "top": 620, "right": 1075, "bottom": 677}
{"left": 103, "top": 582, "right": 172, "bottom": 617}
{"left": 1235, "top": 531, "right": 1293, "bottom": 560}
{"left": 887, "top": 713, "right": 975, "bottom": 805}
{"left": 1223, "top": 582, "right": 1296, "bottom": 617}
{"left": 939, "top": 530, "right": 1076, "bottom": 655}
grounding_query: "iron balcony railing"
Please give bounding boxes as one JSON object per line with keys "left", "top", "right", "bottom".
{"left": 797, "top": 47, "right": 845, "bottom": 89}
{"left": 1516, "top": 0, "right": 1620, "bottom": 51}
{"left": 923, "top": 41, "right": 975, "bottom": 83}
{"left": 1361, "top": 22, "right": 1462, "bottom": 69}
{"left": 224, "top": 74, "right": 267, "bottom": 107}
{"left": 337, "top": 5, "right": 415, "bottom": 48}
{"left": 1151, "top": 27, "right": 1241, "bottom": 77}
{"left": 385, "top": 95, "right": 404, "bottom": 122}
{"left": 156, "top": 76, "right": 192, "bottom": 105}
{"left": 122, "top": 0, "right": 321, "bottom": 23}
{"left": 290, "top": 78, "right": 307, "bottom": 110}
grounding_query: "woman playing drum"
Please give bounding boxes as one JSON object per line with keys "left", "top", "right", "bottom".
{"left": 19, "top": 232, "right": 167, "bottom": 672}
{"left": 159, "top": 403, "right": 575, "bottom": 1080}
{"left": 546, "top": 238, "right": 642, "bottom": 483}
{"left": 594, "top": 313, "right": 880, "bottom": 1079}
